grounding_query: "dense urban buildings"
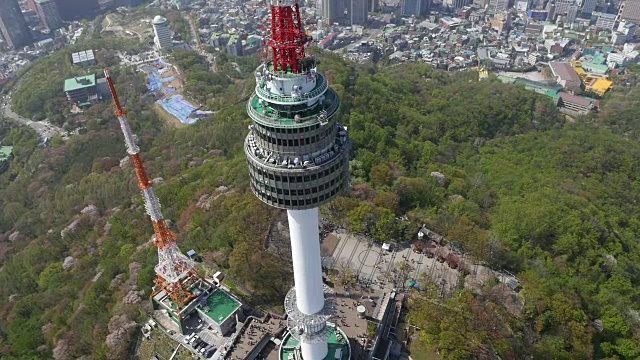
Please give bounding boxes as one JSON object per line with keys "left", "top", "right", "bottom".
{"left": 0, "top": 0, "right": 33, "bottom": 49}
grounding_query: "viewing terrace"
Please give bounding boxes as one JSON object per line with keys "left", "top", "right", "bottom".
{"left": 247, "top": 88, "right": 339, "bottom": 128}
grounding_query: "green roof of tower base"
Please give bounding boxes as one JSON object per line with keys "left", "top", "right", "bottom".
{"left": 204, "top": 289, "right": 241, "bottom": 325}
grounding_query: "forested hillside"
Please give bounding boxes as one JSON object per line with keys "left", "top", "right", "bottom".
{"left": 0, "top": 52, "right": 638, "bottom": 359}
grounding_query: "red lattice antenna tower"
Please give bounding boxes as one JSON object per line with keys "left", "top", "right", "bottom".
{"left": 104, "top": 69, "right": 201, "bottom": 314}
{"left": 269, "top": 0, "right": 310, "bottom": 73}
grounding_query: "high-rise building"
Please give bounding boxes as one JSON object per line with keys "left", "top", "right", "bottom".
{"left": 322, "top": 0, "right": 345, "bottom": 24}
{"left": 546, "top": 0, "right": 557, "bottom": 20}
{"left": 566, "top": 4, "right": 579, "bottom": 22}
{"left": 53, "top": 0, "right": 99, "bottom": 20}
{"left": 618, "top": 0, "right": 640, "bottom": 23}
{"left": 0, "top": 0, "right": 32, "bottom": 49}
{"left": 35, "top": 0, "right": 63, "bottom": 30}
{"left": 351, "top": 0, "right": 368, "bottom": 24}
{"left": 554, "top": 0, "right": 575, "bottom": 17}
{"left": 369, "top": 0, "right": 379, "bottom": 12}
{"left": 579, "top": 0, "right": 598, "bottom": 14}
{"left": 402, "top": 0, "right": 430, "bottom": 16}
{"left": 152, "top": 15, "right": 172, "bottom": 50}
{"left": 596, "top": 12, "right": 617, "bottom": 28}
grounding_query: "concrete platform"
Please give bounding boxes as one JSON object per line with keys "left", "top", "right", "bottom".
{"left": 329, "top": 232, "right": 494, "bottom": 295}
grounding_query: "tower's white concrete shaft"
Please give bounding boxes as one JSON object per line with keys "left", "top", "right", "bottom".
{"left": 288, "top": 208, "right": 329, "bottom": 359}
{"left": 288, "top": 208, "right": 324, "bottom": 315}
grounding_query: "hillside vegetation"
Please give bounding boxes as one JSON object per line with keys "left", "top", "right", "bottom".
{"left": 0, "top": 52, "right": 638, "bottom": 359}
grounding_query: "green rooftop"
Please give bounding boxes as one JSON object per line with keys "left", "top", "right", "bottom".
{"left": 280, "top": 326, "right": 350, "bottom": 360}
{"left": 204, "top": 290, "right": 240, "bottom": 324}
{"left": 64, "top": 74, "right": 96, "bottom": 92}
{"left": 0, "top": 146, "right": 13, "bottom": 161}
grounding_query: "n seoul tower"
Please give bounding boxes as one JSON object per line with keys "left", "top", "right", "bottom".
{"left": 244, "top": 0, "right": 351, "bottom": 359}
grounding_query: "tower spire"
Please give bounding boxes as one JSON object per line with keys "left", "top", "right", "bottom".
{"left": 104, "top": 69, "right": 201, "bottom": 312}
{"left": 268, "top": 0, "right": 310, "bottom": 73}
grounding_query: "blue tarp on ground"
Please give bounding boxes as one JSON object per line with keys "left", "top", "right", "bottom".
{"left": 145, "top": 63, "right": 202, "bottom": 125}
{"left": 156, "top": 95, "right": 199, "bottom": 125}
{"left": 143, "top": 66, "right": 162, "bottom": 92}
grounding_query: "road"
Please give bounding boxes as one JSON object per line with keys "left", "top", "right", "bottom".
{"left": 1, "top": 102, "right": 66, "bottom": 140}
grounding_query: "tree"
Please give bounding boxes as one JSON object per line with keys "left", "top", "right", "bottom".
{"left": 370, "top": 163, "right": 393, "bottom": 187}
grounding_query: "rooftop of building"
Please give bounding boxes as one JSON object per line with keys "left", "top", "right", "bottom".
{"left": 64, "top": 74, "right": 96, "bottom": 92}
{"left": 279, "top": 325, "right": 350, "bottom": 360}
{"left": 559, "top": 92, "right": 596, "bottom": 107}
{"left": 549, "top": 62, "right": 580, "bottom": 82}
{"left": 71, "top": 50, "right": 95, "bottom": 63}
{"left": 153, "top": 15, "right": 168, "bottom": 25}
{"left": 588, "top": 78, "right": 613, "bottom": 93}
{"left": 204, "top": 289, "right": 241, "bottom": 325}
{"left": 598, "top": 13, "right": 617, "bottom": 19}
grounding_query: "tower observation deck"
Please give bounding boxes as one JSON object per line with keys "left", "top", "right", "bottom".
{"left": 244, "top": 0, "right": 351, "bottom": 359}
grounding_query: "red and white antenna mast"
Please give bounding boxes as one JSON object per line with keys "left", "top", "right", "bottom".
{"left": 269, "top": 0, "right": 310, "bottom": 73}
{"left": 104, "top": 69, "right": 201, "bottom": 312}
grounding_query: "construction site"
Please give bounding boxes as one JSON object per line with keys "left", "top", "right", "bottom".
{"left": 140, "top": 59, "right": 206, "bottom": 125}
